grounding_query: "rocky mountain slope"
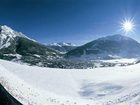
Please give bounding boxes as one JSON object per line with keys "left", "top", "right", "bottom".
{"left": 0, "top": 25, "right": 61, "bottom": 67}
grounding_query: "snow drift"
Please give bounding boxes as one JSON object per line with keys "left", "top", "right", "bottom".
{"left": 1, "top": 59, "right": 140, "bottom": 105}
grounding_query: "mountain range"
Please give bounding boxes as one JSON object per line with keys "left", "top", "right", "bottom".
{"left": 0, "top": 25, "right": 140, "bottom": 68}
{"left": 47, "top": 42, "right": 77, "bottom": 53}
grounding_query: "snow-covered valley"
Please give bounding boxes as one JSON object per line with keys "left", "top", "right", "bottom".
{"left": 1, "top": 59, "right": 140, "bottom": 105}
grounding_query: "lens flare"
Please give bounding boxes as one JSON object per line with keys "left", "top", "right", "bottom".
{"left": 121, "top": 19, "right": 135, "bottom": 33}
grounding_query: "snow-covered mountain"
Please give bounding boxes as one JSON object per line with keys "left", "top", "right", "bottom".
{"left": 0, "top": 25, "right": 61, "bottom": 67}
{"left": 1, "top": 26, "right": 140, "bottom": 105}
{"left": 1, "top": 26, "right": 140, "bottom": 69}
{"left": 66, "top": 34, "right": 140, "bottom": 59}
{"left": 47, "top": 42, "right": 77, "bottom": 53}
{"left": 49, "top": 42, "right": 76, "bottom": 47}
{"left": 0, "top": 25, "right": 26, "bottom": 49}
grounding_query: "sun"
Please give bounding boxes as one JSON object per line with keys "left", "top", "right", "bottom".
{"left": 123, "top": 21, "right": 133, "bottom": 31}
{"left": 121, "top": 19, "right": 135, "bottom": 33}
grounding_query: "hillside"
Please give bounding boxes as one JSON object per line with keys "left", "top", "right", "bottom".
{"left": 0, "top": 25, "right": 61, "bottom": 67}
{"left": 66, "top": 34, "right": 140, "bottom": 59}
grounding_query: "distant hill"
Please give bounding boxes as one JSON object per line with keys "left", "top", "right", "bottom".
{"left": 66, "top": 34, "right": 140, "bottom": 59}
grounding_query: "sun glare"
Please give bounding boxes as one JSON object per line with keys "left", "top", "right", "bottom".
{"left": 121, "top": 19, "right": 135, "bottom": 33}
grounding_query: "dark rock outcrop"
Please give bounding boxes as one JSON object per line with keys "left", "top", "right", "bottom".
{"left": 0, "top": 84, "right": 22, "bottom": 105}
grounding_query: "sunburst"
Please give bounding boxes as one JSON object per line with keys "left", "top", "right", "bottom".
{"left": 121, "top": 18, "right": 135, "bottom": 33}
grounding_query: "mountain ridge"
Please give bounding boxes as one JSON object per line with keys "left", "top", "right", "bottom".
{"left": 0, "top": 25, "right": 61, "bottom": 67}
{"left": 47, "top": 42, "right": 77, "bottom": 53}
{"left": 66, "top": 34, "right": 140, "bottom": 59}
{"left": 0, "top": 25, "right": 140, "bottom": 68}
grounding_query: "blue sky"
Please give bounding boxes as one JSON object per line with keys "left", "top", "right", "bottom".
{"left": 0, "top": 0, "right": 140, "bottom": 45}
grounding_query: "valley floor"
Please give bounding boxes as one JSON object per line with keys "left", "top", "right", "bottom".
{"left": 0, "top": 59, "right": 140, "bottom": 105}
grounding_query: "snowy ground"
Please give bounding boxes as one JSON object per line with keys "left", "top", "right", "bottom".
{"left": 1, "top": 59, "right": 140, "bottom": 105}
{"left": 100, "top": 58, "right": 137, "bottom": 64}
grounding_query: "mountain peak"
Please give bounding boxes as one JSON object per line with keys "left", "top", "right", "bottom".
{"left": 99, "top": 34, "right": 135, "bottom": 42}
{"left": 0, "top": 25, "right": 23, "bottom": 38}
{"left": 0, "top": 25, "right": 14, "bottom": 33}
{"left": 0, "top": 25, "right": 34, "bottom": 41}
{"left": 66, "top": 34, "right": 140, "bottom": 59}
{"left": 106, "top": 34, "right": 129, "bottom": 39}
{"left": 0, "top": 25, "right": 35, "bottom": 49}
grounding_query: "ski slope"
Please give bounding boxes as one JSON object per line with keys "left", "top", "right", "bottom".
{"left": 0, "top": 59, "right": 140, "bottom": 105}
